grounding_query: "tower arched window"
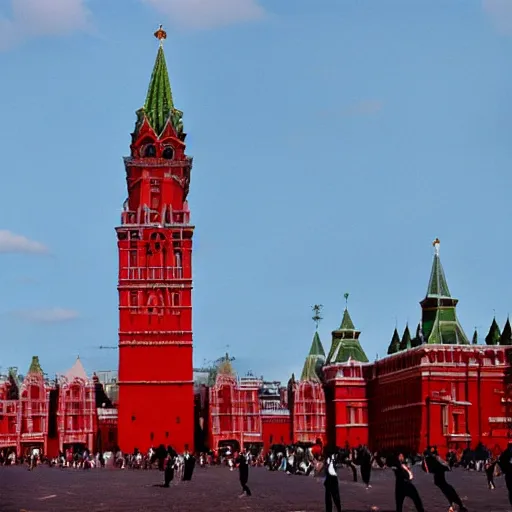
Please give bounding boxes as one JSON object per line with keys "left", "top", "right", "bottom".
{"left": 144, "top": 144, "right": 156, "bottom": 158}
{"left": 172, "top": 293, "right": 180, "bottom": 307}
{"left": 162, "top": 146, "right": 174, "bottom": 160}
{"left": 174, "top": 250, "right": 182, "bottom": 268}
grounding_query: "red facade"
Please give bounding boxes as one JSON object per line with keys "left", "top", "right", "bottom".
{"left": 0, "top": 357, "right": 117, "bottom": 457}
{"left": 367, "top": 345, "right": 510, "bottom": 455}
{"left": 57, "top": 358, "right": 96, "bottom": 453}
{"left": 292, "top": 381, "right": 326, "bottom": 445}
{"left": 116, "top": 40, "right": 194, "bottom": 453}
{"left": 324, "top": 360, "right": 368, "bottom": 448}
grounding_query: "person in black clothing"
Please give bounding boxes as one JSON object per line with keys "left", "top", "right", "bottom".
{"left": 237, "top": 449, "right": 252, "bottom": 497}
{"left": 323, "top": 447, "right": 342, "bottom": 512}
{"left": 182, "top": 445, "right": 196, "bottom": 481}
{"left": 484, "top": 457, "right": 497, "bottom": 490}
{"left": 424, "top": 446, "right": 468, "bottom": 512}
{"left": 498, "top": 441, "right": 512, "bottom": 504}
{"left": 163, "top": 446, "right": 176, "bottom": 488}
{"left": 391, "top": 452, "right": 424, "bottom": 512}
{"left": 358, "top": 445, "right": 372, "bottom": 489}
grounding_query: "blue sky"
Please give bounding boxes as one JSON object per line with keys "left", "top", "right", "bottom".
{"left": 0, "top": 0, "right": 511, "bottom": 382}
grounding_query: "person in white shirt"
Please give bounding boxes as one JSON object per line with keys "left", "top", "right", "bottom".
{"left": 323, "top": 447, "right": 342, "bottom": 512}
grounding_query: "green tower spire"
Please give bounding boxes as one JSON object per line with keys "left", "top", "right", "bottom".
{"left": 387, "top": 328, "right": 401, "bottom": 355}
{"left": 300, "top": 331, "right": 326, "bottom": 382}
{"left": 472, "top": 328, "right": 478, "bottom": 345}
{"left": 28, "top": 356, "right": 43, "bottom": 375}
{"left": 419, "top": 239, "right": 469, "bottom": 345}
{"left": 399, "top": 324, "right": 412, "bottom": 351}
{"left": 138, "top": 26, "right": 184, "bottom": 137}
{"left": 501, "top": 318, "right": 512, "bottom": 346}
{"left": 327, "top": 297, "right": 369, "bottom": 364}
{"left": 485, "top": 317, "right": 501, "bottom": 346}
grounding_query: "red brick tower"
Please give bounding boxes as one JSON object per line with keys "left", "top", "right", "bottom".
{"left": 117, "top": 27, "right": 194, "bottom": 453}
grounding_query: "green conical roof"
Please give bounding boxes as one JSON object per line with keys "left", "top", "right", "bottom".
{"left": 399, "top": 325, "right": 412, "bottom": 351}
{"left": 426, "top": 247, "right": 451, "bottom": 299}
{"left": 387, "top": 328, "right": 401, "bottom": 355}
{"left": 141, "top": 45, "right": 183, "bottom": 137}
{"left": 339, "top": 309, "right": 356, "bottom": 330}
{"left": 28, "top": 356, "right": 43, "bottom": 375}
{"left": 501, "top": 318, "right": 512, "bottom": 346}
{"left": 327, "top": 308, "right": 369, "bottom": 364}
{"left": 472, "top": 329, "right": 478, "bottom": 345}
{"left": 486, "top": 318, "right": 502, "bottom": 346}
{"left": 309, "top": 331, "right": 325, "bottom": 357}
{"left": 300, "top": 332, "right": 325, "bottom": 382}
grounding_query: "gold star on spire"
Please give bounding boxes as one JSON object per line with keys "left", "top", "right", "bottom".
{"left": 154, "top": 24, "right": 167, "bottom": 46}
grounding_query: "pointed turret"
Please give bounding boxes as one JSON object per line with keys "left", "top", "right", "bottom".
{"left": 65, "top": 356, "right": 88, "bottom": 381}
{"left": 501, "top": 318, "right": 512, "bottom": 346}
{"left": 472, "top": 329, "right": 478, "bottom": 345}
{"left": 387, "top": 328, "right": 401, "bottom": 355}
{"left": 411, "top": 322, "right": 423, "bottom": 348}
{"left": 485, "top": 318, "right": 501, "bottom": 346}
{"left": 419, "top": 239, "right": 469, "bottom": 345}
{"left": 399, "top": 324, "right": 412, "bottom": 351}
{"left": 217, "top": 353, "right": 235, "bottom": 376}
{"left": 28, "top": 356, "right": 43, "bottom": 375}
{"left": 327, "top": 305, "right": 369, "bottom": 364}
{"left": 300, "top": 332, "right": 326, "bottom": 382}
{"left": 135, "top": 26, "right": 184, "bottom": 138}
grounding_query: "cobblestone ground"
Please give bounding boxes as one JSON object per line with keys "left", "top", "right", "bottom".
{"left": 0, "top": 464, "right": 511, "bottom": 512}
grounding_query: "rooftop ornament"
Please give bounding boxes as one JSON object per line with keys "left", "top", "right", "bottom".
{"left": 154, "top": 24, "right": 167, "bottom": 46}
{"left": 433, "top": 237, "right": 440, "bottom": 256}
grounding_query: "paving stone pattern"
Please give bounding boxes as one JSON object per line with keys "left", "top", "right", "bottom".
{"left": 0, "top": 464, "right": 511, "bottom": 512}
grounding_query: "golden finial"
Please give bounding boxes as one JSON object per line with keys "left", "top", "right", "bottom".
{"left": 154, "top": 24, "right": 167, "bottom": 46}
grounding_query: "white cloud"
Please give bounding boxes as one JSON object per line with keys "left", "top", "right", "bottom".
{"left": 0, "top": 230, "right": 48, "bottom": 254}
{"left": 14, "top": 308, "right": 79, "bottom": 323}
{"left": 143, "top": 0, "right": 266, "bottom": 30}
{"left": 0, "top": 0, "right": 91, "bottom": 51}
{"left": 482, "top": 0, "right": 512, "bottom": 35}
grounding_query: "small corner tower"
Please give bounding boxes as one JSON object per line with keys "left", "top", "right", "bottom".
{"left": 293, "top": 305, "right": 326, "bottom": 445}
{"left": 116, "top": 27, "right": 195, "bottom": 453}
{"left": 419, "top": 239, "right": 469, "bottom": 345}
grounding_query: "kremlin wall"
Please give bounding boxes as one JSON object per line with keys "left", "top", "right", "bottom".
{"left": 1, "top": 31, "right": 511, "bottom": 458}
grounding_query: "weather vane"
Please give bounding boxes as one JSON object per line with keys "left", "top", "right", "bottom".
{"left": 312, "top": 305, "right": 323, "bottom": 330}
{"left": 154, "top": 24, "right": 167, "bottom": 46}
{"left": 344, "top": 292, "right": 349, "bottom": 307}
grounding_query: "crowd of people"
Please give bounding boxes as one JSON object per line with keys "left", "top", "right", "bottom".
{"left": 3, "top": 439, "right": 512, "bottom": 510}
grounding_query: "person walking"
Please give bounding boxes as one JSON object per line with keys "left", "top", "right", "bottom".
{"left": 391, "top": 452, "right": 425, "bottom": 512}
{"left": 424, "top": 446, "right": 468, "bottom": 512}
{"left": 237, "top": 449, "right": 252, "bottom": 497}
{"left": 323, "top": 447, "right": 342, "bottom": 512}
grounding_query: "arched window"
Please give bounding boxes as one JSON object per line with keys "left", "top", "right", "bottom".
{"left": 174, "top": 250, "right": 182, "bottom": 268}
{"left": 144, "top": 144, "right": 156, "bottom": 158}
{"left": 172, "top": 293, "right": 180, "bottom": 307}
{"left": 162, "top": 146, "right": 174, "bottom": 160}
